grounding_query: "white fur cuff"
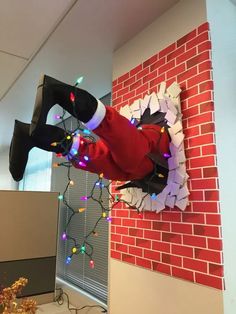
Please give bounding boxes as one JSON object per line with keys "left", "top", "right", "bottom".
{"left": 84, "top": 99, "right": 106, "bottom": 130}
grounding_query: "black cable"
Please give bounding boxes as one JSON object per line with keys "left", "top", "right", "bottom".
{"left": 54, "top": 87, "right": 169, "bottom": 264}
{"left": 55, "top": 288, "right": 107, "bottom": 313}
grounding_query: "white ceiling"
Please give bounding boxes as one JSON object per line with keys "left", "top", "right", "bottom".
{"left": 0, "top": 0, "right": 179, "bottom": 151}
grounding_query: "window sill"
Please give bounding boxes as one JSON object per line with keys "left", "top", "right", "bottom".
{"left": 56, "top": 277, "right": 107, "bottom": 313}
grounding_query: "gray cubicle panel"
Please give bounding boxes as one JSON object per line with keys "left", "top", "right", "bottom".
{"left": 0, "top": 190, "right": 59, "bottom": 304}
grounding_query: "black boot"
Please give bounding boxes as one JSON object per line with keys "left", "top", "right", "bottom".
{"left": 9, "top": 120, "right": 72, "bottom": 181}
{"left": 30, "top": 74, "right": 98, "bottom": 135}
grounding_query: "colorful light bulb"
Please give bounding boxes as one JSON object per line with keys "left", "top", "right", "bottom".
{"left": 61, "top": 232, "right": 67, "bottom": 240}
{"left": 78, "top": 207, "right": 86, "bottom": 213}
{"left": 99, "top": 173, "right": 104, "bottom": 178}
{"left": 66, "top": 256, "right": 72, "bottom": 264}
{"left": 158, "top": 173, "right": 164, "bottom": 178}
{"left": 83, "top": 129, "right": 91, "bottom": 135}
{"left": 80, "top": 196, "right": 88, "bottom": 201}
{"left": 79, "top": 161, "right": 86, "bottom": 167}
{"left": 163, "top": 153, "right": 171, "bottom": 158}
{"left": 151, "top": 193, "right": 157, "bottom": 200}
{"left": 138, "top": 212, "right": 143, "bottom": 219}
{"left": 66, "top": 135, "right": 71, "bottom": 140}
{"left": 106, "top": 217, "right": 112, "bottom": 222}
{"left": 89, "top": 260, "right": 95, "bottom": 269}
{"left": 58, "top": 195, "right": 63, "bottom": 200}
{"left": 56, "top": 153, "right": 63, "bottom": 158}
{"left": 161, "top": 127, "right": 165, "bottom": 133}
{"left": 75, "top": 76, "right": 84, "bottom": 85}
{"left": 84, "top": 155, "right": 89, "bottom": 161}
{"left": 50, "top": 142, "right": 58, "bottom": 147}
{"left": 69, "top": 180, "right": 74, "bottom": 186}
{"left": 71, "top": 148, "right": 77, "bottom": 155}
{"left": 130, "top": 118, "right": 135, "bottom": 124}
{"left": 80, "top": 245, "right": 86, "bottom": 254}
{"left": 53, "top": 163, "right": 59, "bottom": 168}
{"left": 102, "top": 212, "right": 107, "bottom": 218}
{"left": 54, "top": 114, "right": 61, "bottom": 120}
{"left": 70, "top": 92, "right": 75, "bottom": 102}
{"left": 72, "top": 247, "right": 77, "bottom": 254}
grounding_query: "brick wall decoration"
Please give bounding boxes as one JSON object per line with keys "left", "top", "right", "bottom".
{"left": 110, "top": 22, "right": 224, "bottom": 290}
{"left": 117, "top": 82, "right": 189, "bottom": 212}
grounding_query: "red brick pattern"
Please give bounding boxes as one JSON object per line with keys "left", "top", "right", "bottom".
{"left": 111, "top": 22, "right": 224, "bottom": 290}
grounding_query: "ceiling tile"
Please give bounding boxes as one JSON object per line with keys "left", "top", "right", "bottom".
{"left": 0, "top": 0, "right": 74, "bottom": 58}
{"left": 0, "top": 0, "right": 181, "bottom": 150}
{"left": 0, "top": 52, "right": 26, "bottom": 99}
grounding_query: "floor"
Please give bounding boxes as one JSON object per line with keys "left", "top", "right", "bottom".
{"left": 37, "top": 302, "right": 71, "bottom": 313}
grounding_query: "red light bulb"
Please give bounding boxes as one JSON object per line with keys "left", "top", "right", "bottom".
{"left": 89, "top": 260, "right": 95, "bottom": 269}
{"left": 70, "top": 92, "right": 75, "bottom": 102}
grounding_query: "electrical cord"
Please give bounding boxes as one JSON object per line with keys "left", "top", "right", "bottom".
{"left": 55, "top": 288, "right": 107, "bottom": 313}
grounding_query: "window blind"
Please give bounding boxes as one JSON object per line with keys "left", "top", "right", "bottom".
{"left": 19, "top": 148, "right": 52, "bottom": 191}
{"left": 52, "top": 93, "right": 111, "bottom": 303}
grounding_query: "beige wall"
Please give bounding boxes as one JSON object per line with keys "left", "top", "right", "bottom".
{"left": 113, "top": 0, "right": 207, "bottom": 80}
{"left": 109, "top": 1, "right": 224, "bottom": 313}
{"left": 109, "top": 259, "right": 223, "bottom": 314}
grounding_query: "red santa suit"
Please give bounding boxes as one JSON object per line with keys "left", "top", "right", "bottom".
{"left": 68, "top": 100, "right": 170, "bottom": 181}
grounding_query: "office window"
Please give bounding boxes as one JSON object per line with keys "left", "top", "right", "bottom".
{"left": 19, "top": 148, "right": 52, "bottom": 191}
{"left": 52, "top": 94, "right": 111, "bottom": 303}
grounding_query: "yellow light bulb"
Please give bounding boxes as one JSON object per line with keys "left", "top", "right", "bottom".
{"left": 102, "top": 212, "right": 107, "bottom": 218}
{"left": 78, "top": 207, "right": 86, "bottom": 213}
{"left": 161, "top": 127, "right": 165, "bottom": 133}
{"left": 67, "top": 135, "right": 71, "bottom": 140}
{"left": 51, "top": 142, "right": 58, "bottom": 147}
{"left": 158, "top": 173, "right": 164, "bottom": 178}
{"left": 72, "top": 247, "right": 77, "bottom": 253}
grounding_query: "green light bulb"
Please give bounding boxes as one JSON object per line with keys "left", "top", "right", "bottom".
{"left": 76, "top": 76, "right": 84, "bottom": 85}
{"left": 80, "top": 245, "right": 86, "bottom": 254}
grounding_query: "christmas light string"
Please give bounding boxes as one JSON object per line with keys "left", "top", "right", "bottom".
{"left": 55, "top": 288, "right": 107, "bottom": 313}
{"left": 52, "top": 77, "right": 169, "bottom": 267}
{"left": 55, "top": 160, "right": 149, "bottom": 267}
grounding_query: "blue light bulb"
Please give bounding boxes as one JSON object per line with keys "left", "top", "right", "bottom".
{"left": 151, "top": 193, "right": 157, "bottom": 200}
{"left": 66, "top": 256, "right": 72, "bottom": 264}
{"left": 83, "top": 129, "right": 91, "bottom": 135}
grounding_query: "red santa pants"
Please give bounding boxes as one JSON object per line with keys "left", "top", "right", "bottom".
{"left": 71, "top": 106, "right": 170, "bottom": 181}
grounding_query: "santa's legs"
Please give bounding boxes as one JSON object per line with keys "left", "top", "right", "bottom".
{"left": 9, "top": 119, "right": 158, "bottom": 182}
{"left": 9, "top": 74, "right": 170, "bottom": 182}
